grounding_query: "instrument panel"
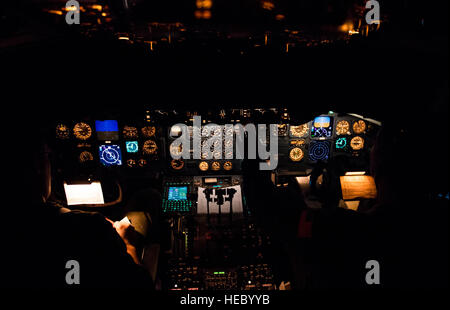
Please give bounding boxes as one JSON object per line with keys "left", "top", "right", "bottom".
{"left": 52, "top": 111, "right": 380, "bottom": 176}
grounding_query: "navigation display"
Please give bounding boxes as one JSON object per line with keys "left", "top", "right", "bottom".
{"left": 168, "top": 186, "right": 188, "bottom": 201}
{"left": 99, "top": 145, "right": 122, "bottom": 166}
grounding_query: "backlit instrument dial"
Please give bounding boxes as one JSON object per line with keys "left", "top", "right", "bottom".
{"left": 224, "top": 126, "right": 234, "bottom": 137}
{"left": 289, "top": 147, "right": 304, "bottom": 162}
{"left": 79, "top": 151, "right": 94, "bottom": 163}
{"left": 127, "top": 159, "right": 137, "bottom": 168}
{"left": 141, "top": 126, "right": 156, "bottom": 138}
{"left": 223, "top": 161, "right": 233, "bottom": 171}
{"left": 213, "top": 127, "right": 222, "bottom": 136}
{"left": 277, "top": 124, "right": 288, "bottom": 136}
{"left": 352, "top": 120, "right": 366, "bottom": 134}
{"left": 350, "top": 136, "right": 364, "bottom": 150}
{"left": 170, "top": 159, "right": 184, "bottom": 170}
{"left": 138, "top": 158, "right": 147, "bottom": 167}
{"left": 142, "top": 140, "right": 158, "bottom": 155}
{"left": 73, "top": 122, "right": 92, "bottom": 140}
{"left": 199, "top": 161, "right": 209, "bottom": 171}
{"left": 123, "top": 126, "right": 138, "bottom": 139}
{"left": 213, "top": 151, "right": 222, "bottom": 159}
{"left": 56, "top": 124, "right": 70, "bottom": 139}
{"left": 290, "top": 124, "right": 309, "bottom": 137}
{"left": 211, "top": 161, "right": 221, "bottom": 171}
{"left": 169, "top": 143, "right": 183, "bottom": 157}
{"left": 336, "top": 120, "right": 351, "bottom": 135}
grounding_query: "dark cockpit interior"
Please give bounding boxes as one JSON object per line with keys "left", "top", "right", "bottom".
{"left": 1, "top": 0, "right": 448, "bottom": 295}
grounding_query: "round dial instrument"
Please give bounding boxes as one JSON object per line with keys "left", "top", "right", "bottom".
{"left": 73, "top": 122, "right": 92, "bottom": 140}
{"left": 56, "top": 124, "right": 70, "bottom": 139}
{"left": 290, "top": 124, "right": 309, "bottom": 137}
{"left": 169, "top": 144, "right": 183, "bottom": 157}
{"left": 289, "top": 147, "right": 304, "bottom": 162}
{"left": 142, "top": 140, "right": 158, "bottom": 155}
{"left": 277, "top": 124, "right": 288, "bottom": 136}
{"left": 170, "top": 159, "right": 184, "bottom": 170}
{"left": 211, "top": 161, "right": 221, "bottom": 171}
{"left": 336, "top": 120, "right": 351, "bottom": 135}
{"left": 123, "top": 126, "right": 138, "bottom": 139}
{"left": 199, "top": 161, "right": 209, "bottom": 171}
{"left": 213, "top": 151, "right": 222, "bottom": 160}
{"left": 127, "top": 159, "right": 137, "bottom": 168}
{"left": 79, "top": 151, "right": 94, "bottom": 163}
{"left": 138, "top": 158, "right": 147, "bottom": 167}
{"left": 353, "top": 120, "right": 366, "bottom": 134}
{"left": 141, "top": 126, "right": 156, "bottom": 138}
{"left": 350, "top": 136, "right": 364, "bottom": 150}
{"left": 223, "top": 161, "right": 233, "bottom": 171}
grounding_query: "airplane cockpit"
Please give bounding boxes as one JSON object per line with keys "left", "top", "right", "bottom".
{"left": 2, "top": 0, "right": 448, "bottom": 295}
{"left": 40, "top": 108, "right": 383, "bottom": 289}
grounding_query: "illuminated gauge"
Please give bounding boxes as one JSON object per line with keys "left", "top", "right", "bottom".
{"left": 126, "top": 159, "right": 137, "bottom": 168}
{"left": 213, "top": 127, "right": 222, "bottom": 136}
{"left": 309, "top": 141, "right": 331, "bottom": 162}
{"left": 73, "top": 122, "right": 92, "bottom": 140}
{"left": 56, "top": 124, "right": 70, "bottom": 139}
{"left": 223, "top": 161, "right": 233, "bottom": 171}
{"left": 199, "top": 161, "right": 209, "bottom": 171}
{"left": 350, "top": 136, "right": 365, "bottom": 150}
{"left": 201, "top": 151, "right": 209, "bottom": 160}
{"left": 213, "top": 151, "right": 222, "bottom": 160}
{"left": 290, "top": 124, "right": 309, "bottom": 137}
{"left": 225, "top": 150, "right": 233, "bottom": 159}
{"left": 79, "top": 151, "right": 94, "bottom": 163}
{"left": 169, "top": 125, "right": 183, "bottom": 137}
{"left": 224, "top": 126, "right": 234, "bottom": 137}
{"left": 213, "top": 139, "right": 222, "bottom": 148}
{"left": 290, "top": 139, "right": 306, "bottom": 147}
{"left": 225, "top": 139, "right": 233, "bottom": 148}
{"left": 289, "top": 147, "right": 304, "bottom": 162}
{"left": 122, "top": 126, "right": 138, "bottom": 139}
{"left": 142, "top": 140, "right": 158, "bottom": 155}
{"left": 169, "top": 143, "right": 183, "bottom": 157}
{"left": 138, "top": 158, "right": 147, "bottom": 167}
{"left": 278, "top": 124, "right": 288, "bottom": 136}
{"left": 353, "top": 120, "right": 366, "bottom": 134}
{"left": 201, "top": 127, "right": 210, "bottom": 137}
{"left": 141, "top": 126, "right": 156, "bottom": 138}
{"left": 336, "top": 120, "right": 351, "bottom": 135}
{"left": 211, "top": 161, "right": 221, "bottom": 171}
{"left": 171, "top": 159, "right": 184, "bottom": 170}
{"left": 335, "top": 137, "right": 348, "bottom": 150}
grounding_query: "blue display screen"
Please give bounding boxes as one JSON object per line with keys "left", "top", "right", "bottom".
{"left": 309, "top": 141, "right": 331, "bottom": 162}
{"left": 168, "top": 187, "right": 188, "bottom": 201}
{"left": 96, "top": 120, "right": 119, "bottom": 141}
{"left": 126, "top": 141, "right": 139, "bottom": 153}
{"left": 99, "top": 145, "right": 122, "bottom": 166}
{"left": 311, "top": 116, "right": 333, "bottom": 138}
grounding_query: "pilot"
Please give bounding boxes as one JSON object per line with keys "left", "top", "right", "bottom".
{"left": 293, "top": 120, "right": 448, "bottom": 288}
{"left": 5, "top": 134, "right": 154, "bottom": 288}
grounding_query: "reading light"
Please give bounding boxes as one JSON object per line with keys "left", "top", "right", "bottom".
{"left": 64, "top": 181, "right": 105, "bottom": 206}
{"left": 345, "top": 171, "right": 366, "bottom": 176}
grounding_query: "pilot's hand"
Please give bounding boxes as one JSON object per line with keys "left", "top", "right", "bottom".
{"left": 113, "top": 220, "right": 138, "bottom": 247}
